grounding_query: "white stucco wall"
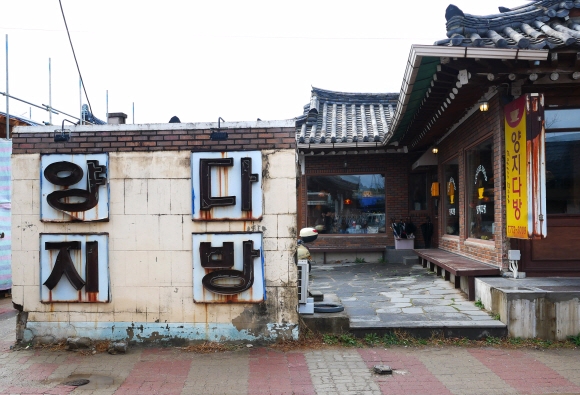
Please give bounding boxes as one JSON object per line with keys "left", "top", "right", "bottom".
{"left": 12, "top": 149, "right": 299, "bottom": 342}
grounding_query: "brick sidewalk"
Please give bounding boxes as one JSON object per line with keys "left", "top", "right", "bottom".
{"left": 1, "top": 342, "right": 580, "bottom": 395}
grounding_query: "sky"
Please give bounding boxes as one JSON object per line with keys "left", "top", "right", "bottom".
{"left": 1, "top": 0, "right": 527, "bottom": 126}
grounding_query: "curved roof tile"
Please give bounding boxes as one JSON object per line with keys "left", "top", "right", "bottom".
{"left": 296, "top": 87, "right": 398, "bottom": 145}
{"left": 437, "top": 1, "right": 580, "bottom": 49}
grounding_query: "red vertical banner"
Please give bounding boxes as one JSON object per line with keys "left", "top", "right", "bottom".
{"left": 526, "top": 94, "right": 547, "bottom": 239}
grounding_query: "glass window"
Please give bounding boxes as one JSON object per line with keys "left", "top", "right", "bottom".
{"left": 306, "top": 174, "right": 386, "bottom": 234}
{"left": 466, "top": 139, "right": 495, "bottom": 240}
{"left": 545, "top": 108, "right": 580, "bottom": 129}
{"left": 545, "top": 109, "right": 580, "bottom": 214}
{"left": 409, "top": 173, "right": 427, "bottom": 211}
{"left": 443, "top": 157, "right": 459, "bottom": 236}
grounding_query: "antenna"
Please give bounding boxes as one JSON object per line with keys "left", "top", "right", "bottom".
{"left": 49, "top": 58, "right": 52, "bottom": 125}
{"left": 79, "top": 78, "right": 82, "bottom": 123}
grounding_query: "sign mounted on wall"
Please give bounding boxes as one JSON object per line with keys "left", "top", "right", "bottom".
{"left": 192, "top": 232, "right": 264, "bottom": 303}
{"left": 40, "top": 233, "right": 110, "bottom": 303}
{"left": 504, "top": 94, "right": 547, "bottom": 239}
{"left": 191, "top": 151, "right": 262, "bottom": 221}
{"left": 40, "top": 154, "right": 109, "bottom": 222}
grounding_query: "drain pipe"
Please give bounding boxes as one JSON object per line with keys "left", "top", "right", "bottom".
{"left": 508, "top": 250, "right": 523, "bottom": 279}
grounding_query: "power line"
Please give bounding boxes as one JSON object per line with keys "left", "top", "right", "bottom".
{"left": 0, "top": 26, "right": 431, "bottom": 41}
{"left": 58, "top": 0, "right": 93, "bottom": 116}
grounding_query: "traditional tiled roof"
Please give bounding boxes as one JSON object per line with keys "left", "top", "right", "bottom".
{"left": 295, "top": 87, "right": 399, "bottom": 145}
{"left": 437, "top": 1, "right": 580, "bottom": 49}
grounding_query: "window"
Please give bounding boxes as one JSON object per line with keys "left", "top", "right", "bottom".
{"left": 409, "top": 173, "right": 427, "bottom": 211}
{"left": 545, "top": 109, "right": 580, "bottom": 215}
{"left": 443, "top": 157, "right": 459, "bottom": 236}
{"left": 306, "top": 174, "right": 386, "bottom": 234}
{"left": 466, "top": 139, "right": 495, "bottom": 240}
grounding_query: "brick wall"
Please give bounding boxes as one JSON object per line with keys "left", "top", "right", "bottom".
{"left": 437, "top": 95, "right": 506, "bottom": 268}
{"left": 12, "top": 124, "right": 295, "bottom": 154}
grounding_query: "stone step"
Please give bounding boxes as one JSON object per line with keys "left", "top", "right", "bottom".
{"left": 403, "top": 255, "right": 419, "bottom": 265}
{"left": 300, "top": 293, "right": 349, "bottom": 334}
{"left": 385, "top": 249, "right": 414, "bottom": 264}
{"left": 350, "top": 321, "right": 507, "bottom": 340}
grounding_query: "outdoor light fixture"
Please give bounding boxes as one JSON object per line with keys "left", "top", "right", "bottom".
{"left": 432, "top": 147, "right": 439, "bottom": 154}
{"left": 479, "top": 101, "right": 489, "bottom": 112}
{"left": 54, "top": 119, "right": 75, "bottom": 142}
{"left": 210, "top": 117, "right": 228, "bottom": 141}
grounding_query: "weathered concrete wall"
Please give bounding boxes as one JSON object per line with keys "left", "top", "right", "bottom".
{"left": 11, "top": 122, "right": 299, "bottom": 343}
{"left": 476, "top": 278, "right": 580, "bottom": 340}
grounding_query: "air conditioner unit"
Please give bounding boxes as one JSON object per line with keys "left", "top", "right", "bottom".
{"left": 297, "top": 260, "right": 309, "bottom": 304}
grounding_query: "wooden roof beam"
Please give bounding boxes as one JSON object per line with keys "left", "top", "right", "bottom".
{"left": 436, "top": 64, "right": 459, "bottom": 79}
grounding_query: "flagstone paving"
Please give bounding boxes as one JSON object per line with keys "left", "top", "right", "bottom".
{"left": 309, "top": 261, "right": 504, "bottom": 330}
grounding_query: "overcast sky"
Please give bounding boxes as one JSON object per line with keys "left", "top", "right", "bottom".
{"left": 1, "top": 0, "right": 527, "bottom": 126}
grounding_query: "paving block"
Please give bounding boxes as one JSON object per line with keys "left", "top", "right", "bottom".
{"left": 309, "top": 290, "right": 324, "bottom": 302}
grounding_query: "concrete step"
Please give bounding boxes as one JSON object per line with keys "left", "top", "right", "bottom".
{"left": 349, "top": 321, "right": 507, "bottom": 340}
{"left": 300, "top": 293, "right": 349, "bottom": 334}
{"left": 476, "top": 277, "right": 580, "bottom": 341}
{"left": 403, "top": 255, "right": 419, "bottom": 265}
{"left": 385, "top": 249, "right": 415, "bottom": 264}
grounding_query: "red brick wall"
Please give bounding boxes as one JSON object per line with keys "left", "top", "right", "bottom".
{"left": 12, "top": 127, "right": 295, "bottom": 154}
{"left": 300, "top": 153, "right": 413, "bottom": 249}
{"left": 437, "top": 95, "right": 506, "bottom": 268}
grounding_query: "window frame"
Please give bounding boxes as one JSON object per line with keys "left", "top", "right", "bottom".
{"left": 464, "top": 137, "right": 495, "bottom": 242}
{"left": 544, "top": 107, "right": 580, "bottom": 217}
{"left": 304, "top": 172, "right": 388, "bottom": 236}
{"left": 442, "top": 156, "right": 460, "bottom": 238}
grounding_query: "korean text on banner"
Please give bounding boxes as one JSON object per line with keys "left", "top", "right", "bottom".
{"left": 505, "top": 95, "right": 528, "bottom": 239}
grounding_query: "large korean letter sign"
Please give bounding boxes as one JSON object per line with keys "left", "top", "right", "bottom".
{"left": 191, "top": 151, "right": 264, "bottom": 303}
{"left": 191, "top": 151, "right": 262, "bottom": 221}
{"left": 505, "top": 94, "right": 547, "bottom": 239}
{"left": 40, "top": 154, "right": 109, "bottom": 222}
{"left": 192, "top": 232, "right": 264, "bottom": 303}
{"left": 40, "top": 233, "right": 110, "bottom": 302}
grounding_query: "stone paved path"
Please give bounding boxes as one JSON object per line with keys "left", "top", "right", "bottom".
{"left": 309, "top": 261, "right": 503, "bottom": 329}
{"left": 2, "top": 298, "right": 580, "bottom": 394}
{"left": 2, "top": 340, "right": 580, "bottom": 394}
